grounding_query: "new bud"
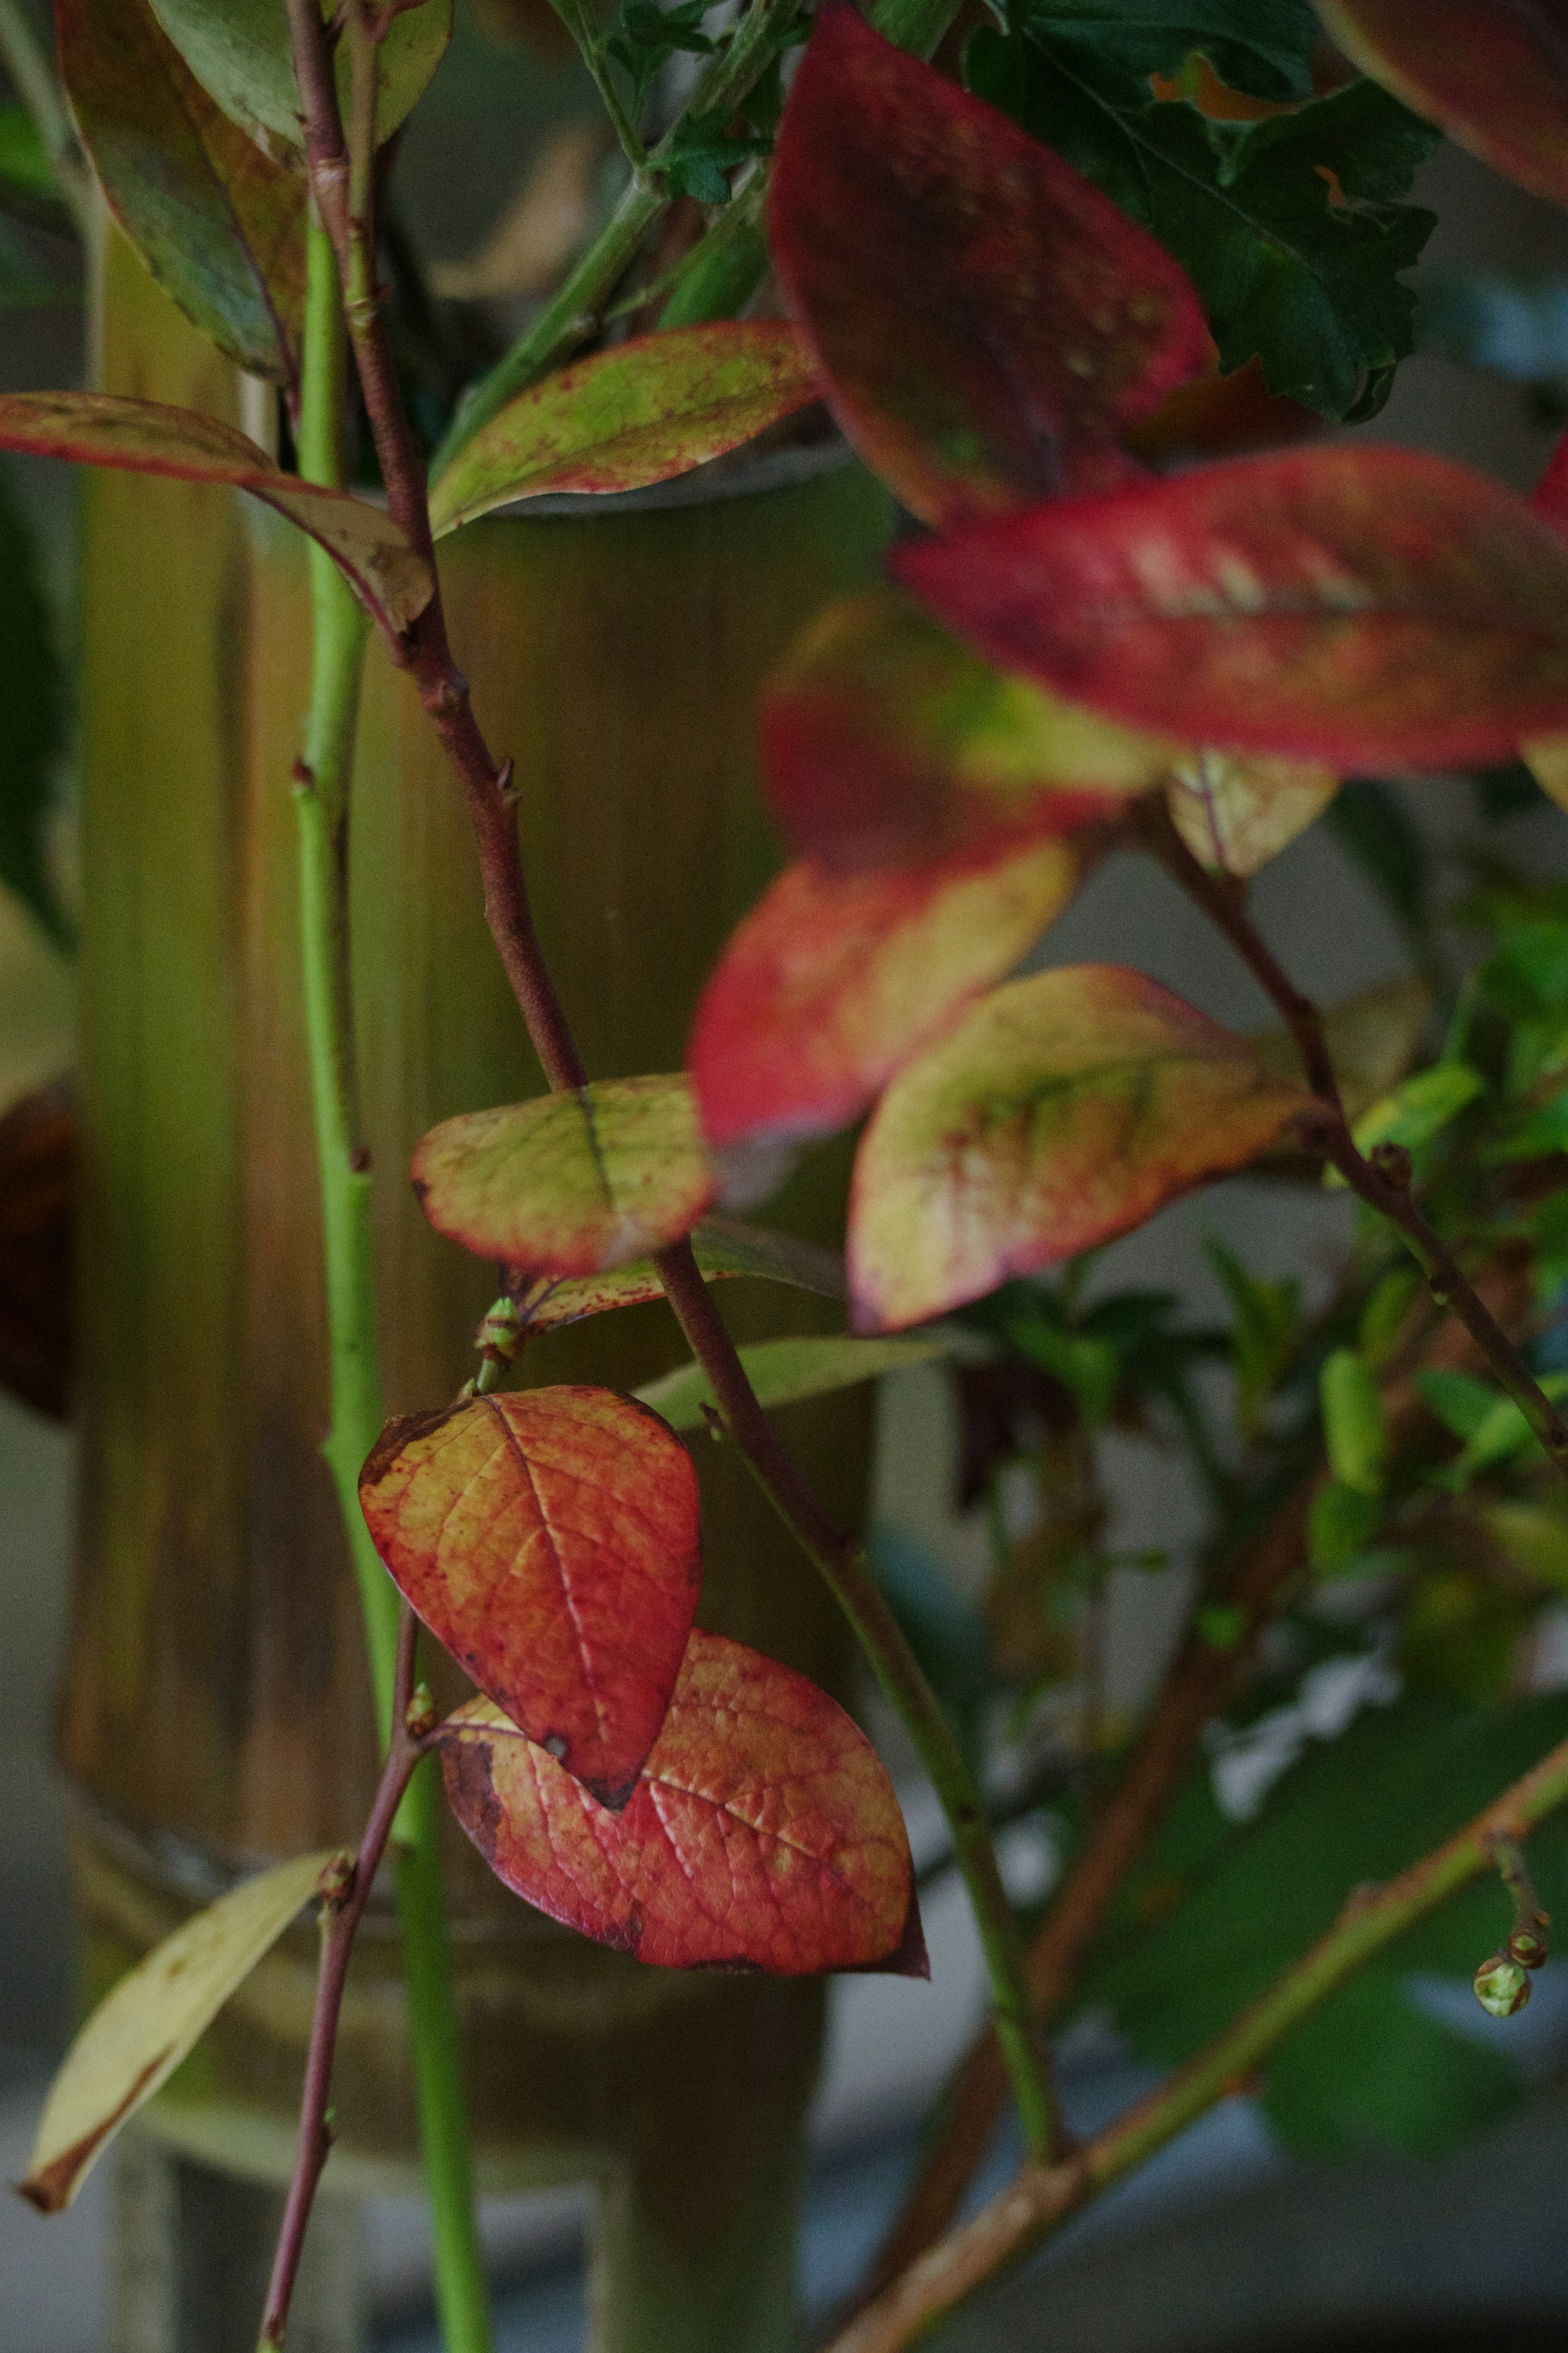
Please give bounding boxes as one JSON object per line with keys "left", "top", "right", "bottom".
{"left": 1473, "top": 1952, "right": 1531, "bottom": 2017}
{"left": 405, "top": 1682, "right": 440, "bottom": 1741}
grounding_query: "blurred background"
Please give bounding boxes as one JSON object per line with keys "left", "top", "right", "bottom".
{"left": 5, "top": 4, "right": 1568, "bottom": 2348}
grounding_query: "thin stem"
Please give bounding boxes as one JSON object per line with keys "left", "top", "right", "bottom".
{"left": 552, "top": 0, "right": 647, "bottom": 167}
{"left": 1490, "top": 1833, "right": 1550, "bottom": 1967}
{"left": 827, "top": 1729, "right": 1568, "bottom": 2353}
{"left": 0, "top": 0, "right": 94, "bottom": 237}
{"left": 1143, "top": 800, "right": 1568, "bottom": 1478}
{"left": 260, "top": 1611, "right": 427, "bottom": 2351}
{"left": 293, "top": 207, "right": 494, "bottom": 2353}
{"left": 656, "top": 170, "right": 768, "bottom": 328}
{"left": 653, "top": 1239, "right": 1060, "bottom": 2163}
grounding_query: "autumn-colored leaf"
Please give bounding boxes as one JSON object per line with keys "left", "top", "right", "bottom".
{"left": 413, "top": 1075, "right": 715, "bottom": 1277}
{"left": 1165, "top": 749, "right": 1340, "bottom": 877}
{"left": 0, "top": 393, "right": 432, "bottom": 636}
{"left": 849, "top": 964, "right": 1312, "bottom": 1330}
{"left": 1315, "top": 2, "right": 1568, "bottom": 211}
{"left": 897, "top": 446, "right": 1568, "bottom": 769}
{"left": 690, "top": 836, "right": 1086, "bottom": 1152}
{"left": 59, "top": 0, "right": 305, "bottom": 384}
{"left": 767, "top": 4, "right": 1207, "bottom": 529}
{"left": 360, "top": 1388, "right": 700, "bottom": 1807}
{"left": 20, "top": 1850, "right": 332, "bottom": 2213}
{"left": 145, "top": 0, "right": 452, "bottom": 170}
{"left": 505, "top": 1215, "right": 845, "bottom": 1333}
{"left": 761, "top": 589, "right": 1172, "bottom": 871}
{"left": 441, "top": 1629, "right": 924, "bottom": 1974}
{"left": 635, "top": 1332, "right": 949, "bottom": 1431}
{"left": 428, "top": 323, "right": 820, "bottom": 534}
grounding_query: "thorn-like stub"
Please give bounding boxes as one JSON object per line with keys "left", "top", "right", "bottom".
{"left": 1370, "top": 1140, "right": 1412, "bottom": 1188}
{"left": 405, "top": 1683, "right": 439, "bottom": 1742}
{"left": 425, "top": 668, "right": 469, "bottom": 718}
{"left": 316, "top": 1850, "right": 355, "bottom": 1911}
{"left": 1474, "top": 1952, "right": 1532, "bottom": 2017}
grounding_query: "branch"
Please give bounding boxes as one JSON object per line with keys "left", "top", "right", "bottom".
{"left": 258, "top": 1610, "right": 430, "bottom": 2351}
{"left": 827, "top": 1728, "right": 1568, "bottom": 2353}
{"left": 1142, "top": 800, "right": 1568, "bottom": 1478}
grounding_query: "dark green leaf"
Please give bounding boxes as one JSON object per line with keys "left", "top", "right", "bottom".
{"left": 1205, "top": 1238, "right": 1300, "bottom": 1439}
{"left": 1263, "top": 1964, "right": 1522, "bottom": 2158}
{"left": 1013, "top": 2, "right": 1318, "bottom": 100}
{"left": 0, "top": 104, "right": 56, "bottom": 202}
{"left": 1308, "top": 1478, "right": 1381, "bottom": 1572}
{"left": 0, "top": 462, "right": 69, "bottom": 948}
{"left": 967, "top": 23, "right": 1438, "bottom": 420}
{"left": 1324, "top": 778, "right": 1428, "bottom": 931}
{"left": 663, "top": 111, "right": 766, "bottom": 206}
{"left": 608, "top": 0, "right": 717, "bottom": 116}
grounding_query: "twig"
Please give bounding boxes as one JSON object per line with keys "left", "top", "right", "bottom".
{"left": 258, "top": 1608, "right": 430, "bottom": 2351}
{"left": 1142, "top": 800, "right": 1568, "bottom": 1479}
{"left": 826, "top": 1728, "right": 1568, "bottom": 2353}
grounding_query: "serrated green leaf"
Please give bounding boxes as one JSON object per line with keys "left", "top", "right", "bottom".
{"left": 663, "top": 111, "right": 767, "bottom": 206}
{"left": 0, "top": 460, "right": 69, "bottom": 947}
{"left": 1014, "top": 1, "right": 1318, "bottom": 100}
{"left": 967, "top": 23, "right": 1439, "bottom": 419}
{"left": 634, "top": 1332, "right": 949, "bottom": 1430}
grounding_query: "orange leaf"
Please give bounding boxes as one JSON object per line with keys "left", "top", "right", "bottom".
{"left": 768, "top": 4, "right": 1207, "bottom": 528}
{"left": 0, "top": 393, "right": 432, "bottom": 637}
{"left": 690, "top": 837, "right": 1087, "bottom": 1152}
{"left": 412, "top": 1075, "right": 715, "bottom": 1276}
{"left": 849, "top": 964, "right": 1313, "bottom": 1329}
{"left": 441, "top": 1629, "right": 925, "bottom": 1974}
{"left": 361, "top": 1388, "right": 701, "bottom": 1807}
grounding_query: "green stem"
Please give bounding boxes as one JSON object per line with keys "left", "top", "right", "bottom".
{"left": 296, "top": 214, "right": 495, "bottom": 2353}
{"left": 658, "top": 174, "right": 769, "bottom": 329}
{"left": 551, "top": 0, "right": 646, "bottom": 167}
{"left": 430, "top": 0, "right": 962, "bottom": 475}
{"left": 831, "top": 1729, "right": 1568, "bottom": 2353}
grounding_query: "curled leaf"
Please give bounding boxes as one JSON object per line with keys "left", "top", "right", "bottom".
{"left": 635, "top": 1332, "right": 949, "bottom": 1430}
{"left": 1316, "top": 1, "right": 1568, "bottom": 211}
{"left": 0, "top": 393, "right": 432, "bottom": 636}
{"left": 360, "top": 1388, "right": 700, "bottom": 1807}
{"left": 412, "top": 1075, "right": 715, "bottom": 1276}
{"left": 768, "top": 3, "right": 1207, "bottom": 526}
{"left": 898, "top": 446, "right": 1568, "bottom": 769}
{"left": 428, "top": 323, "right": 820, "bottom": 535}
{"left": 761, "top": 589, "right": 1172, "bottom": 870}
{"left": 1165, "top": 749, "right": 1340, "bottom": 877}
{"left": 850, "top": 963, "right": 1312, "bottom": 1329}
{"left": 59, "top": 0, "right": 305, "bottom": 384}
{"left": 145, "top": 0, "right": 452, "bottom": 170}
{"left": 690, "top": 836, "right": 1086, "bottom": 1151}
{"left": 442, "top": 1629, "right": 924, "bottom": 1974}
{"left": 505, "top": 1216, "right": 845, "bottom": 1333}
{"left": 20, "top": 1850, "right": 332, "bottom": 2212}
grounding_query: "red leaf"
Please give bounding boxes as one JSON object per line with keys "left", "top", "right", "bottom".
{"left": 1317, "top": 2, "right": 1568, "bottom": 210}
{"left": 441, "top": 1629, "right": 925, "bottom": 1975}
{"left": 690, "top": 836, "right": 1087, "bottom": 1151}
{"left": 360, "top": 1388, "right": 700, "bottom": 1808}
{"left": 0, "top": 393, "right": 432, "bottom": 637}
{"left": 849, "top": 964, "right": 1312, "bottom": 1329}
{"left": 760, "top": 589, "right": 1172, "bottom": 871}
{"left": 897, "top": 446, "right": 1568, "bottom": 769}
{"left": 768, "top": 4, "right": 1207, "bottom": 529}
{"left": 413, "top": 1075, "right": 715, "bottom": 1276}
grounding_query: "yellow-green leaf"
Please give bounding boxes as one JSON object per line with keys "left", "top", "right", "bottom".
{"left": 1165, "top": 748, "right": 1340, "bottom": 878}
{"left": 20, "top": 1850, "right": 333, "bottom": 2214}
{"left": 634, "top": 1332, "right": 949, "bottom": 1430}
{"left": 429, "top": 323, "right": 820, "bottom": 536}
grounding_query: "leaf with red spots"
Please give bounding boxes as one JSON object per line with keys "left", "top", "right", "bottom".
{"left": 360, "top": 1388, "right": 701, "bottom": 1808}
{"left": 897, "top": 446, "right": 1568, "bottom": 770}
{"left": 767, "top": 4, "right": 1207, "bottom": 529}
{"left": 0, "top": 393, "right": 432, "bottom": 637}
{"left": 413, "top": 1076, "right": 715, "bottom": 1276}
{"left": 441, "top": 1629, "right": 925, "bottom": 1974}
{"left": 1316, "top": 2, "right": 1568, "bottom": 210}
{"left": 760, "top": 589, "right": 1173, "bottom": 871}
{"left": 690, "top": 836, "right": 1087, "bottom": 1153}
{"left": 428, "top": 323, "right": 820, "bottom": 534}
{"left": 849, "top": 964, "right": 1313, "bottom": 1330}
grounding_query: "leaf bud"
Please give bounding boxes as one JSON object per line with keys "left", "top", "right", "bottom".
{"left": 1473, "top": 1952, "right": 1531, "bottom": 2017}
{"left": 316, "top": 1851, "right": 355, "bottom": 1911}
{"left": 405, "top": 1682, "right": 440, "bottom": 1741}
{"left": 1370, "top": 1140, "right": 1412, "bottom": 1188}
{"left": 1508, "top": 1923, "right": 1549, "bottom": 1970}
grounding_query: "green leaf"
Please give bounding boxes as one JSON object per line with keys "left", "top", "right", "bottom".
{"left": 1416, "top": 1367, "right": 1497, "bottom": 1444}
{"left": 608, "top": 0, "right": 716, "bottom": 116}
{"left": 1323, "top": 1060, "right": 1484, "bottom": 1183}
{"left": 663, "top": 111, "right": 768, "bottom": 206}
{"left": 1012, "top": 0, "right": 1318, "bottom": 100}
{"left": 1416, "top": 1368, "right": 1568, "bottom": 1489}
{"left": 0, "top": 103, "right": 56, "bottom": 201}
{"left": 1205, "top": 1237, "right": 1299, "bottom": 1439}
{"left": 0, "top": 461, "right": 69, "bottom": 947}
{"left": 145, "top": 0, "right": 452, "bottom": 169}
{"left": 1308, "top": 1478, "right": 1381, "bottom": 1574}
{"left": 1095, "top": 1691, "right": 1568, "bottom": 2158}
{"left": 1325, "top": 777, "right": 1428, "bottom": 934}
{"left": 967, "top": 21, "right": 1439, "bottom": 419}
{"left": 1319, "top": 1347, "right": 1387, "bottom": 1494}
{"left": 634, "top": 1332, "right": 949, "bottom": 1430}
{"left": 1357, "top": 1262, "right": 1420, "bottom": 1367}
{"left": 58, "top": 0, "right": 305, "bottom": 383}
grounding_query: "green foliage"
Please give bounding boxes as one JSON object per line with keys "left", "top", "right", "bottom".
{"left": 1096, "top": 1691, "right": 1568, "bottom": 2157}
{"left": 1205, "top": 1239, "right": 1300, "bottom": 1440}
{"left": 607, "top": 0, "right": 717, "bottom": 117}
{"left": 1002, "top": 1, "right": 1319, "bottom": 100}
{"left": 1325, "top": 778, "right": 1429, "bottom": 934}
{"left": 1308, "top": 1479, "right": 1382, "bottom": 1575}
{"left": 662, "top": 110, "right": 769, "bottom": 205}
{"left": 0, "top": 460, "right": 69, "bottom": 947}
{"left": 966, "top": 7, "right": 1439, "bottom": 419}
{"left": 1320, "top": 1348, "right": 1387, "bottom": 1494}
